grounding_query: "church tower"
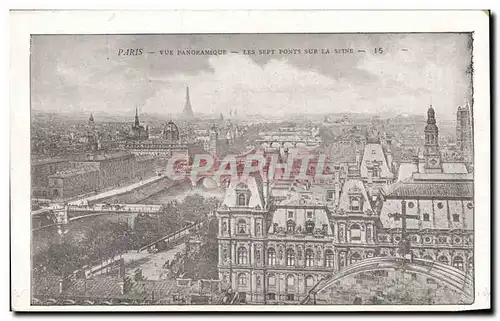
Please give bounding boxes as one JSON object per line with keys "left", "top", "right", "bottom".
{"left": 456, "top": 102, "right": 473, "bottom": 163}
{"left": 423, "top": 105, "right": 442, "bottom": 172}
{"left": 134, "top": 107, "right": 140, "bottom": 127}
{"left": 208, "top": 124, "right": 219, "bottom": 156}
{"left": 182, "top": 86, "right": 194, "bottom": 118}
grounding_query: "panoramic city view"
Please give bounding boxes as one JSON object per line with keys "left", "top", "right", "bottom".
{"left": 30, "top": 33, "right": 474, "bottom": 306}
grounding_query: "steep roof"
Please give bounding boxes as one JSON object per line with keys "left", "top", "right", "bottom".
{"left": 360, "top": 143, "right": 393, "bottom": 179}
{"left": 337, "top": 179, "right": 373, "bottom": 212}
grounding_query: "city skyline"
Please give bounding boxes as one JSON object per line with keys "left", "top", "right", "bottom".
{"left": 31, "top": 33, "right": 472, "bottom": 120}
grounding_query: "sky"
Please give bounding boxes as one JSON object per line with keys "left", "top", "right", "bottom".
{"left": 31, "top": 33, "right": 473, "bottom": 120}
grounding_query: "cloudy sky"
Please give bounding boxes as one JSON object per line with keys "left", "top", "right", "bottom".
{"left": 31, "top": 33, "right": 472, "bottom": 120}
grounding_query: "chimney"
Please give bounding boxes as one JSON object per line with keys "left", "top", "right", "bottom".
{"left": 412, "top": 155, "right": 420, "bottom": 174}
{"left": 386, "top": 149, "right": 393, "bottom": 170}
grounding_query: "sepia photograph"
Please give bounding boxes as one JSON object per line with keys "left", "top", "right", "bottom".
{"left": 10, "top": 10, "right": 491, "bottom": 312}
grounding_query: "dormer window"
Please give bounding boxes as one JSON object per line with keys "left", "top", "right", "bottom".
{"left": 348, "top": 185, "right": 363, "bottom": 212}
{"left": 452, "top": 214, "right": 460, "bottom": 222}
{"left": 236, "top": 183, "right": 251, "bottom": 207}
{"left": 307, "top": 211, "right": 313, "bottom": 219}
{"left": 287, "top": 220, "right": 295, "bottom": 233}
{"left": 350, "top": 197, "right": 361, "bottom": 211}
{"left": 238, "top": 194, "right": 247, "bottom": 206}
{"left": 326, "top": 190, "right": 334, "bottom": 201}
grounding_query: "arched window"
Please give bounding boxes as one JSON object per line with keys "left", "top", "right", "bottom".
{"left": 438, "top": 255, "right": 449, "bottom": 265}
{"left": 350, "top": 224, "right": 362, "bottom": 241}
{"left": 325, "top": 249, "right": 334, "bottom": 268}
{"left": 287, "top": 274, "right": 295, "bottom": 287}
{"left": 286, "top": 249, "right": 295, "bottom": 266}
{"left": 268, "top": 274, "right": 276, "bottom": 286}
{"left": 238, "top": 273, "right": 247, "bottom": 285}
{"left": 237, "top": 247, "right": 248, "bottom": 265}
{"left": 350, "top": 252, "right": 362, "bottom": 265}
{"left": 305, "top": 220, "right": 315, "bottom": 234}
{"left": 237, "top": 219, "right": 247, "bottom": 234}
{"left": 305, "top": 249, "right": 314, "bottom": 267}
{"left": 267, "top": 248, "right": 276, "bottom": 266}
{"left": 238, "top": 193, "right": 247, "bottom": 206}
{"left": 287, "top": 220, "right": 295, "bottom": 233}
{"left": 305, "top": 275, "right": 314, "bottom": 288}
{"left": 453, "top": 256, "right": 464, "bottom": 270}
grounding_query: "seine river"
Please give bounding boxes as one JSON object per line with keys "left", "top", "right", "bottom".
{"left": 33, "top": 182, "right": 225, "bottom": 257}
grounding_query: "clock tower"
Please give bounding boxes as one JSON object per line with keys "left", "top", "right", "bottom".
{"left": 423, "top": 105, "right": 442, "bottom": 173}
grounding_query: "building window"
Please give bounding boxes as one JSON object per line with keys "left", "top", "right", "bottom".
{"left": 305, "top": 220, "right": 315, "bottom": 234}
{"left": 256, "top": 276, "right": 261, "bottom": 287}
{"left": 307, "top": 211, "right": 313, "bottom": 219}
{"left": 454, "top": 237, "right": 462, "bottom": 244}
{"left": 327, "top": 190, "right": 334, "bottom": 201}
{"left": 438, "top": 256, "right": 449, "bottom": 265}
{"left": 305, "top": 249, "right": 314, "bottom": 267}
{"left": 350, "top": 252, "right": 362, "bottom": 265}
{"left": 268, "top": 274, "right": 276, "bottom": 286}
{"left": 322, "top": 224, "right": 329, "bottom": 234}
{"left": 437, "top": 202, "right": 444, "bottom": 209}
{"left": 286, "top": 294, "right": 295, "bottom": 301}
{"left": 350, "top": 224, "right": 362, "bottom": 241}
{"left": 453, "top": 256, "right": 464, "bottom": 270}
{"left": 237, "top": 193, "right": 247, "bottom": 206}
{"left": 452, "top": 214, "right": 460, "bottom": 222}
{"left": 237, "top": 247, "right": 248, "bottom": 265}
{"left": 288, "top": 211, "right": 294, "bottom": 218}
{"left": 267, "top": 248, "right": 276, "bottom": 266}
{"left": 325, "top": 250, "right": 334, "bottom": 268}
{"left": 350, "top": 197, "right": 361, "bottom": 211}
{"left": 255, "top": 249, "right": 261, "bottom": 263}
{"left": 238, "top": 273, "right": 247, "bottom": 286}
{"left": 423, "top": 213, "right": 430, "bottom": 221}
{"left": 467, "top": 202, "right": 474, "bottom": 210}
{"left": 237, "top": 219, "right": 247, "bottom": 234}
{"left": 408, "top": 202, "right": 414, "bottom": 208}
{"left": 424, "top": 236, "right": 432, "bottom": 244}
{"left": 267, "top": 293, "right": 276, "bottom": 300}
{"left": 306, "top": 275, "right": 314, "bottom": 288}
{"left": 287, "top": 275, "right": 294, "bottom": 287}
{"left": 287, "top": 220, "right": 295, "bottom": 233}
{"left": 286, "top": 249, "right": 295, "bottom": 266}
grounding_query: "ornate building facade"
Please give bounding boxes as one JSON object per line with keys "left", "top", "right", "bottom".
{"left": 216, "top": 105, "right": 474, "bottom": 304}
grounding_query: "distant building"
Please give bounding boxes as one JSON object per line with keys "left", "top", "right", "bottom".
{"left": 120, "top": 120, "right": 189, "bottom": 158}
{"left": 128, "top": 108, "right": 149, "bottom": 140}
{"left": 182, "top": 86, "right": 194, "bottom": 118}
{"left": 456, "top": 102, "right": 473, "bottom": 164}
{"left": 47, "top": 152, "right": 156, "bottom": 200}
{"left": 31, "top": 158, "right": 71, "bottom": 198}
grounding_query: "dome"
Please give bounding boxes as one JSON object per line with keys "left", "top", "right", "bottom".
{"left": 164, "top": 120, "right": 180, "bottom": 141}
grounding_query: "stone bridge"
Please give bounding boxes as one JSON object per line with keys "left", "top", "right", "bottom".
{"left": 301, "top": 256, "right": 473, "bottom": 305}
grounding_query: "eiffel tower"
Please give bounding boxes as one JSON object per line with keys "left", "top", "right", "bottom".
{"left": 182, "top": 86, "right": 194, "bottom": 118}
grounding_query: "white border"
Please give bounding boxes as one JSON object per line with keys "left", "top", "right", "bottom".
{"left": 10, "top": 10, "right": 491, "bottom": 312}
